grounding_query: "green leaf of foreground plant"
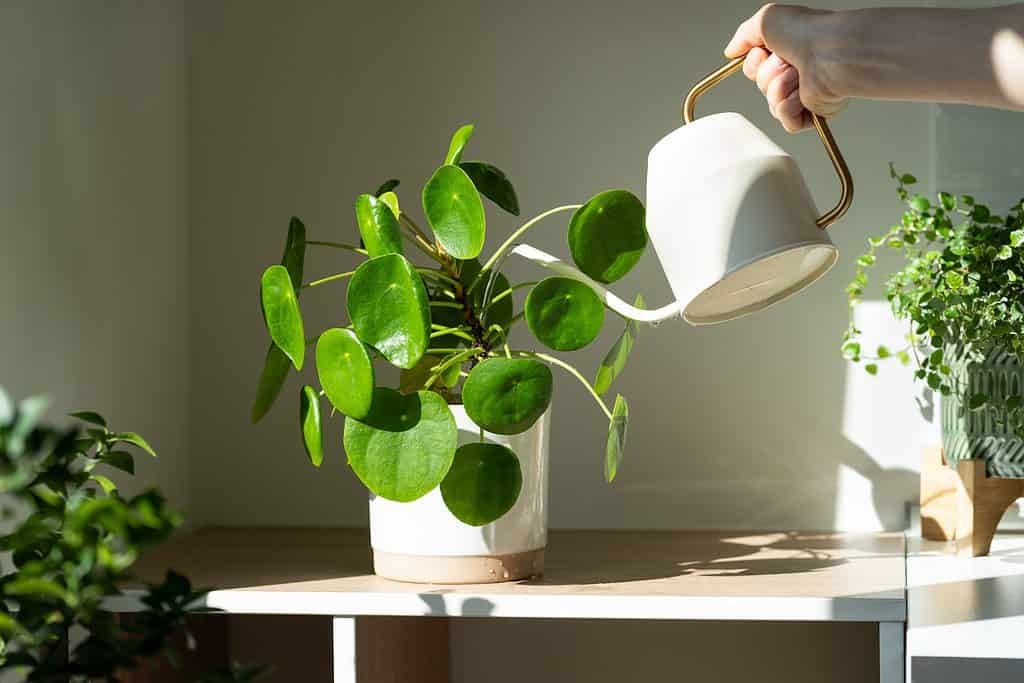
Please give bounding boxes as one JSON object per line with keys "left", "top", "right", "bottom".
{"left": 348, "top": 254, "right": 431, "bottom": 369}
{"left": 459, "top": 161, "right": 520, "bottom": 216}
{"left": 110, "top": 431, "right": 156, "bottom": 458}
{"left": 568, "top": 190, "right": 647, "bottom": 284}
{"left": 343, "top": 389, "right": 457, "bottom": 502}
{"left": 261, "top": 265, "right": 305, "bottom": 370}
{"left": 102, "top": 450, "right": 135, "bottom": 475}
{"left": 594, "top": 295, "right": 644, "bottom": 395}
{"left": 444, "top": 124, "right": 474, "bottom": 165}
{"left": 355, "top": 193, "right": 403, "bottom": 258}
{"left": 463, "top": 358, "right": 553, "bottom": 435}
{"left": 422, "top": 165, "right": 486, "bottom": 260}
{"left": 300, "top": 385, "right": 324, "bottom": 467}
{"left": 316, "top": 328, "right": 374, "bottom": 419}
{"left": 441, "top": 442, "right": 522, "bottom": 526}
{"left": 282, "top": 217, "right": 306, "bottom": 290}
{"left": 379, "top": 191, "right": 400, "bottom": 218}
{"left": 89, "top": 474, "right": 117, "bottom": 495}
{"left": 69, "top": 411, "right": 107, "bottom": 428}
{"left": 525, "top": 277, "right": 605, "bottom": 351}
{"left": 605, "top": 394, "right": 628, "bottom": 483}
{"left": 374, "top": 178, "right": 400, "bottom": 196}
{"left": 459, "top": 258, "right": 513, "bottom": 328}
{"left": 251, "top": 344, "right": 291, "bottom": 423}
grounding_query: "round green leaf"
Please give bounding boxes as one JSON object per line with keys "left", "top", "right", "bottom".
{"left": 261, "top": 265, "right": 305, "bottom": 370}
{"left": 459, "top": 161, "right": 519, "bottom": 216}
{"left": 605, "top": 394, "right": 628, "bottom": 483}
{"left": 525, "top": 277, "right": 604, "bottom": 351}
{"left": 441, "top": 443, "right": 522, "bottom": 526}
{"left": 251, "top": 344, "right": 291, "bottom": 423}
{"left": 300, "top": 385, "right": 324, "bottom": 467}
{"left": 567, "top": 190, "right": 647, "bottom": 284}
{"left": 459, "top": 259, "right": 513, "bottom": 329}
{"left": 343, "top": 389, "right": 457, "bottom": 502}
{"left": 463, "top": 358, "right": 552, "bottom": 435}
{"left": 348, "top": 254, "right": 431, "bottom": 370}
{"left": 444, "top": 123, "right": 474, "bottom": 165}
{"left": 355, "top": 193, "right": 403, "bottom": 258}
{"left": 316, "top": 328, "right": 374, "bottom": 419}
{"left": 422, "top": 165, "right": 485, "bottom": 260}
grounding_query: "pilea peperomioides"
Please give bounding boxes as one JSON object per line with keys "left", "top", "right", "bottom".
{"left": 254, "top": 124, "right": 648, "bottom": 526}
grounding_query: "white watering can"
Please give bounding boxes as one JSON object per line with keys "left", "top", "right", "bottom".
{"left": 513, "top": 55, "right": 853, "bottom": 325}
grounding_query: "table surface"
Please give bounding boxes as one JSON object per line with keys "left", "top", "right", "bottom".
{"left": 908, "top": 532, "right": 1024, "bottom": 661}
{"left": 124, "top": 527, "right": 907, "bottom": 622}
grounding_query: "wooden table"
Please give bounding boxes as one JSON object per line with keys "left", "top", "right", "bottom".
{"left": 119, "top": 527, "right": 908, "bottom": 682}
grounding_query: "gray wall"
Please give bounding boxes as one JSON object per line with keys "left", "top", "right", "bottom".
{"left": 0, "top": 1, "right": 189, "bottom": 508}
{"left": 186, "top": 0, "right": 933, "bottom": 532}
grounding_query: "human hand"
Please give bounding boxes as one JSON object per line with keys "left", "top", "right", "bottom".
{"left": 725, "top": 4, "right": 847, "bottom": 132}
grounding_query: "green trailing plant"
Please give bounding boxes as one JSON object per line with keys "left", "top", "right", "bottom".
{"left": 254, "top": 124, "right": 650, "bottom": 525}
{"left": 844, "top": 165, "right": 1024, "bottom": 434}
{"left": 0, "top": 388, "right": 266, "bottom": 682}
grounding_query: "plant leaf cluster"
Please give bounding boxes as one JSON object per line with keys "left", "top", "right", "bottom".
{"left": 255, "top": 124, "right": 650, "bottom": 525}
{"left": 0, "top": 389, "right": 265, "bottom": 682}
{"left": 845, "top": 165, "right": 1024, "bottom": 432}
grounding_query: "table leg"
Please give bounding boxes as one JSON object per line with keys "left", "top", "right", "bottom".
{"left": 879, "top": 621, "right": 905, "bottom": 683}
{"left": 333, "top": 616, "right": 450, "bottom": 683}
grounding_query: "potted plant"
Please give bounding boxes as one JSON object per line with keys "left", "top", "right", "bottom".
{"left": 253, "top": 124, "right": 647, "bottom": 583}
{"left": 844, "top": 165, "right": 1024, "bottom": 477}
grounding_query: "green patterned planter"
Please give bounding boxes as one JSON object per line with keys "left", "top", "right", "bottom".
{"left": 942, "top": 345, "right": 1024, "bottom": 477}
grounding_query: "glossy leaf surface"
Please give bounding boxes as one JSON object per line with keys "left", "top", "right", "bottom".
{"left": 605, "top": 394, "right": 628, "bottom": 483}
{"left": 441, "top": 443, "right": 522, "bottom": 526}
{"left": 348, "top": 254, "right": 431, "bottom": 369}
{"left": 300, "top": 385, "right": 324, "bottom": 467}
{"left": 463, "top": 358, "right": 552, "bottom": 435}
{"left": 444, "top": 124, "right": 474, "bottom": 165}
{"left": 261, "top": 265, "right": 305, "bottom": 370}
{"left": 568, "top": 190, "right": 647, "bottom": 284}
{"left": 343, "top": 389, "right": 457, "bottom": 502}
{"left": 355, "top": 193, "right": 403, "bottom": 258}
{"left": 316, "top": 328, "right": 374, "bottom": 419}
{"left": 422, "top": 165, "right": 485, "bottom": 260}
{"left": 594, "top": 294, "right": 644, "bottom": 395}
{"left": 525, "top": 277, "right": 604, "bottom": 351}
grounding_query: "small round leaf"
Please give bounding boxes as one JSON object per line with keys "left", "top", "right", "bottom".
{"left": 261, "top": 265, "right": 305, "bottom": 370}
{"left": 459, "top": 161, "right": 519, "bottom": 216}
{"left": 525, "top": 277, "right": 604, "bottom": 351}
{"left": 605, "top": 394, "right": 628, "bottom": 483}
{"left": 281, "top": 217, "right": 306, "bottom": 290}
{"left": 348, "top": 254, "right": 431, "bottom": 370}
{"left": 463, "top": 358, "right": 552, "bottom": 435}
{"left": 343, "top": 389, "right": 457, "bottom": 502}
{"left": 316, "top": 328, "right": 374, "bottom": 419}
{"left": 300, "top": 385, "right": 324, "bottom": 467}
{"left": 568, "top": 190, "right": 647, "bottom": 284}
{"left": 594, "top": 295, "right": 643, "bottom": 395}
{"left": 422, "top": 165, "right": 485, "bottom": 260}
{"left": 441, "top": 443, "right": 522, "bottom": 526}
{"left": 251, "top": 344, "right": 291, "bottom": 423}
{"left": 355, "top": 193, "right": 403, "bottom": 258}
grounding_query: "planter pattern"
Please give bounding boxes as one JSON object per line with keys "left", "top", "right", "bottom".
{"left": 942, "top": 345, "right": 1024, "bottom": 477}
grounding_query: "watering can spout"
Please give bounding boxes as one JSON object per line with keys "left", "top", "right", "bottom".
{"left": 510, "top": 244, "right": 683, "bottom": 323}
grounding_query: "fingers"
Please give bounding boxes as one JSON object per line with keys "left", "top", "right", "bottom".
{"left": 775, "top": 88, "right": 812, "bottom": 133}
{"left": 755, "top": 53, "right": 789, "bottom": 94}
{"left": 742, "top": 47, "right": 769, "bottom": 80}
{"left": 724, "top": 3, "right": 773, "bottom": 57}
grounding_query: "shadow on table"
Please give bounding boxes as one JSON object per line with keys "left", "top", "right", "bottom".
{"left": 911, "top": 573, "right": 1024, "bottom": 627}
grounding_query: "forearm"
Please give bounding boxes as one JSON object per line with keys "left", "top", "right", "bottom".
{"left": 818, "top": 5, "right": 1024, "bottom": 109}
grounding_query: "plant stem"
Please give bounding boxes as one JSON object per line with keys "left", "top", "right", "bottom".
{"left": 417, "top": 268, "right": 461, "bottom": 289}
{"left": 469, "top": 204, "right": 581, "bottom": 294}
{"left": 425, "top": 348, "right": 481, "bottom": 389}
{"left": 514, "top": 350, "right": 612, "bottom": 420}
{"left": 402, "top": 232, "right": 441, "bottom": 260}
{"left": 430, "top": 301, "right": 463, "bottom": 309}
{"left": 302, "top": 271, "right": 355, "bottom": 289}
{"left": 307, "top": 240, "right": 367, "bottom": 255}
{"left": 430, "top": 326, "right": 476, "bottom": 342}
{"left": 425, "top": 347, "right": 463, "bottom": 355}
{"left": 486, "top": 281, "right": 537, "bottom": 308}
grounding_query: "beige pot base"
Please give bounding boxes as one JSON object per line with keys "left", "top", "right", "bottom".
{"left": 373, "top": 548, "right": 545, "bottom": 584}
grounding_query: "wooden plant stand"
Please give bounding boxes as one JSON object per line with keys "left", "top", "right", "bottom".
{"left": 920, "top": 447, "right": 1024, "bottom": 556}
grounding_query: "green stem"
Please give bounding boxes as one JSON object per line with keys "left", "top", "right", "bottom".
{"left": 425, "top": 348, "right": 481, "bottom": 389}
{"left": 307, "top": 240, "right": 367, "bottom": 255}
{"left": 487, "top": 281, "right": 537, "bottom": 308}
{"left": 430, "top": 301, "right": 463, "bottom": 309}
{"left": 469, "top": 205, "right": 581, "bottom": 295}
{"left": 403, "top": 232, "right": 441, "bottom": 260}
{"left": 417, "top": 268, "right": 461, "bottom": 289}
{"left": 514, "top": 350, "right": 611, "bottom": 420}
{"left": 430, "top": 326, "right": 476, "bottom": 342}
{"left": 302, "top": 271, "right": 355, "bottom": 289}
{"left": 425, "top": 347, "right": 463, "bottom": 355}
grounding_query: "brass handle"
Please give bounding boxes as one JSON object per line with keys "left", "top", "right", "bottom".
{"left": 682, "top": 55, "right": 853, "bottom": 229}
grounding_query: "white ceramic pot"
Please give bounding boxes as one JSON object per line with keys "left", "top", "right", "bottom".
{"left": 369, "top": 404, "right": 550, "bottom": 584}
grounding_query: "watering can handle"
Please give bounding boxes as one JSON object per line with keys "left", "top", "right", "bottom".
{"left": 682, "top": 55, "right": 854, "bottom": 229}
